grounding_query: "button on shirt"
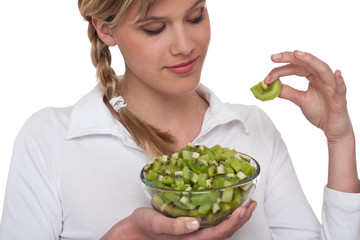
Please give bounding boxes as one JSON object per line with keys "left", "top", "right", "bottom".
{"left": 0, "top": 83, "right": 359, "bottom": 240}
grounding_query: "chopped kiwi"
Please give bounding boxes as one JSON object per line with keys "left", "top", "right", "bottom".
{"left": 189, "top": 158, "right": 208, "bottom": 174}
{"left": 198, "top": 173, "right": 208, "bottom": 188}
{"left": 143, "top": 143, "right": 257, "bottom": 226}
{"left": 198, "top": 202, "right": 213, "bottom": 215}
{"left": 191, "top": 191, "right": 217, "bottom": 205}
{"left": 250, "top": 79, "right": 282, "bottom": 101}
{"left": 221, "top": 188, "right": 234, "bottom": 203}
{"left": 163, "top": 204, "right": 189, "bottom": 217}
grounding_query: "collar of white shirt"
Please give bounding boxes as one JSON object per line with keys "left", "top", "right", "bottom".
{"left": 65, "top": 83, "right": 250, "bottom": 149}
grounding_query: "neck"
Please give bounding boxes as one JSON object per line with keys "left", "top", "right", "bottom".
{"left": 118, "top": 75, "right": 209, "bottom": 150}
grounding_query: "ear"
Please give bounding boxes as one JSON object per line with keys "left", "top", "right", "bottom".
{"left": 92, "top": 17, "right": 117, "bottom": 46}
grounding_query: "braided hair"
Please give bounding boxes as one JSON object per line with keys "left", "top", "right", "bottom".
{"left": 78, "top": 0, "right": 175, "bottom": 158}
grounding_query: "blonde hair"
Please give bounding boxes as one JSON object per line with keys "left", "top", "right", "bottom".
{"left": 78, "top": 0, "right": 175, "bottom": 158}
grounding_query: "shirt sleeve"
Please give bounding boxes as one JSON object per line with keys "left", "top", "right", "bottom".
{"left": 0, "top": 111, "right": 62, "bottom": 240}
{"left": 321, "top": 186, "right": 360, "bottom": 239}
{"left": 257, "top": 108, "right": 360, "bottom": 239}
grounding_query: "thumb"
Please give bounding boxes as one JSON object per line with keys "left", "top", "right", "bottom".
{"left": 279, "top": 83, "right": 305, "bottom": 107}
{"left": 151, "top": 215, "right": 200, "bottom": 235}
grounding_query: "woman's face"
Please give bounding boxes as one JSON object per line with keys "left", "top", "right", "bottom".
{"left": 112, "top": 0, "right": 211, "bottom": 97}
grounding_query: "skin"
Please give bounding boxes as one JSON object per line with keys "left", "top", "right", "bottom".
{"left": 93, "top": 0, "right": 359, "bottom": 239}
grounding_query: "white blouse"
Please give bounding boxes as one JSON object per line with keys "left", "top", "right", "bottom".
{"left": 0, "top": 83, "right": 359, "bottom": 240}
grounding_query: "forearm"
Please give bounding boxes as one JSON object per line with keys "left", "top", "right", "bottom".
{"left": 100, "top": 217, "right": 142, "bottom": 240}
{"left": 327, "top": 130, "right": 360, "bottom": 193}
{"left": 100, "top": 215, "right": 145, "bottom": 240}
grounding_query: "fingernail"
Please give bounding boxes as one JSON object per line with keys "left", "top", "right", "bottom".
{"left": 337, "top": 70, "right": 342, "bottom": 78}
{"left": 250, "top": 202, "right": 257, "bottom": 212}
{"left": 295, "top": 50, "right": 305, "bottom": 56}
{"left": 264, "top": 75, "right": 271, "bottom": 84}
{"left": 271, "top": 53, "right": 282, "bottom": 60}
{"left": 186, "top": 220, "right": 199, "bottom": 232}
{"left": 239, "top": 208, "right": 246, "bottom": 218}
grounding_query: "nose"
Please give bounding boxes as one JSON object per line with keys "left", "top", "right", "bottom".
{"left": 170, "top": 25, "right": 194, "bottom": 56}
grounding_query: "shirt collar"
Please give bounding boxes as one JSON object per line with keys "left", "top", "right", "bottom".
{"left": 196, "top": 84, "right": 250, "bottom": 136}
{"left": 65, "top": 83, "right": 250, "bottom": 141}
{"left": 65, "top": 84, "right": 117, "bottom": 140}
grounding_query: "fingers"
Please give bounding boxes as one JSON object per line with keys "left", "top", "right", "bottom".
{"left": 274, "top": 68, "right": 346, "bottom": 109}
{"left": 264, "top": 63, "right": 310, "bottom": 84}
{"left": 334, "top": 70, "right": 347, "bottom": 99}
{"left": 191, "top": 200, "right": 257, "bottom": 240}
{"left": 217, "top": 200, "right": 257, "bottom": 237}
{"left": 331, "top": 70, "right": 348, "bottom": 111}
{"left": 133, "top": 201, "right": 257, "bottom": 240}
{"left": 266, "top": 50, "right": 334, "bottom": 84}
{"left": 229, "top": 200, "right": 257, "bottom": 229}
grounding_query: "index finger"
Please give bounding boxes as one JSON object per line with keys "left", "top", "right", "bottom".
{"left": 271, "top": 51, "right": 334, "bottom": 83}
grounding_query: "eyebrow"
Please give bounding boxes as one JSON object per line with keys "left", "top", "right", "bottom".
{"left": 135, "top": 0, "right": 206, "bottom": 24}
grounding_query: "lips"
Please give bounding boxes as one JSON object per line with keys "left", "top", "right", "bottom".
{"left": 165, "top": 57, "right": 198, "bottom": 74}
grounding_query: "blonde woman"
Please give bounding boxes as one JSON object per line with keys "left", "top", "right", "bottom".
{"left": 0, "top": 0, "right": 359, "bottom": 239}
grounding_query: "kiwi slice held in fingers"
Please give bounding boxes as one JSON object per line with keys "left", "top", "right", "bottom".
{"left": 250, "top": 79, "right": 282, "bottom": 101}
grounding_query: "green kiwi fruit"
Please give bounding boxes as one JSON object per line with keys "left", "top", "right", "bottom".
{"left": 250, "top": 79, "right": 282, "bottom": 101}
{"left": 142, "top": 143, "right": 257, "bottom": 227}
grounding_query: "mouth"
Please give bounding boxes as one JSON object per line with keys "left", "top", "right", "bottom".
{"left": 165, "top": 57, "right": 199, "bottom": 74}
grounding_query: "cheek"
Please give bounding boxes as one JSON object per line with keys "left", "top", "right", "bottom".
{"left": 199, "top": 21, "right": 211, "bottom": 49}
{"left": 118, "top": 35, "right": 164, "bottom": 70}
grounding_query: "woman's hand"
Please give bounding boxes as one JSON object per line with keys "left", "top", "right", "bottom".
{"left": 265, "top": 50, "right": 359, "bottom": 193}
{"left": 101, "top": 200, "right": 257, "bottom": 240}
{"left": 265, "top": 50, "right": 351, "bottom": 141}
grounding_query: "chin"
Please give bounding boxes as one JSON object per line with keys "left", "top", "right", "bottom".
{"left": 163, "top": 70, "right": 202, "bottom": 95}
{"left": 168, "top": 79, "right": 201, "bottom": 97}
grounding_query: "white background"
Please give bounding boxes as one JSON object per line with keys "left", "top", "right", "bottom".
{"left": 0, "top": 0, "right": 359, "bottom": 222}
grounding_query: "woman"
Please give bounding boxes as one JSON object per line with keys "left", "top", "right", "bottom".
{"left": 0, "top": 0, "right": 359, "bottom": 239}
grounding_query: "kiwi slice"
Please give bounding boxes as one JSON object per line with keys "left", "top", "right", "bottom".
{"left": 250, "top": 79, "right": 282, "bottom": 101}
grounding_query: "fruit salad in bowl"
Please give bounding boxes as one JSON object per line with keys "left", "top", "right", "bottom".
{"left": 140, "top": 144, "right": 260, "bottom": 227}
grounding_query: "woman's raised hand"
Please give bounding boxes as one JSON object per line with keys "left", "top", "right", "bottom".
{"left": 265, "top": 51, "right": 359, "bottom": 193}
{"left": 265, "top": 50, "right": 352, "bottom": 142}
{"left": 101, "top": 201, "right": 257, "bottom": 240}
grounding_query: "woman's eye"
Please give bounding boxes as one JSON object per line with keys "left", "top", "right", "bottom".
{"left": 187, "top": 7, "right": 205, "bottom": 24}
{"left": 187, "top": 14, "right": 204, "bottom": 24}
{"left": 143, "top": 25, "right": 165, "bottom": 36}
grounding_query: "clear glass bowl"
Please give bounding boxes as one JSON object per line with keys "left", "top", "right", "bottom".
{"left": 140, "top": 154, "right": 260, "bottom": 227}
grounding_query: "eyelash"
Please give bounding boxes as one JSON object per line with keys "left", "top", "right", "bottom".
{"left": 188, "top": 14, "right": 204, "bottom": 24}
{"left": 144, "top": 25, "right": 166, "bottom": 36}
{"left": 143, "top": 12, "right": 205, "bottom": 36}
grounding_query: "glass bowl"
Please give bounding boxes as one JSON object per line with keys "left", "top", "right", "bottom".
{"left": 140, "top": 153, "right": 260, "bottom": 227}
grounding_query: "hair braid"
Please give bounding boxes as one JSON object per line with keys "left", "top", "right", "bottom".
{"left": 79, "top": 0, "right": 175, "bottom": 158}
{"left": 119, "top": 108, "right": 175, "bottom": 157}
{"left": 88, "top": 23, "right": 118, "bottom": 99}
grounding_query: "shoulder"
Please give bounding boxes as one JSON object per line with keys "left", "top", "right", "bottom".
{"left": 23, "top": 106, "right": 72, "bottom": 131}
{"left": 9, "top": 106, "right": 74, "bottom": 175}
{"left": 16, "top": 106, "right": 73, "bottom": 144}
